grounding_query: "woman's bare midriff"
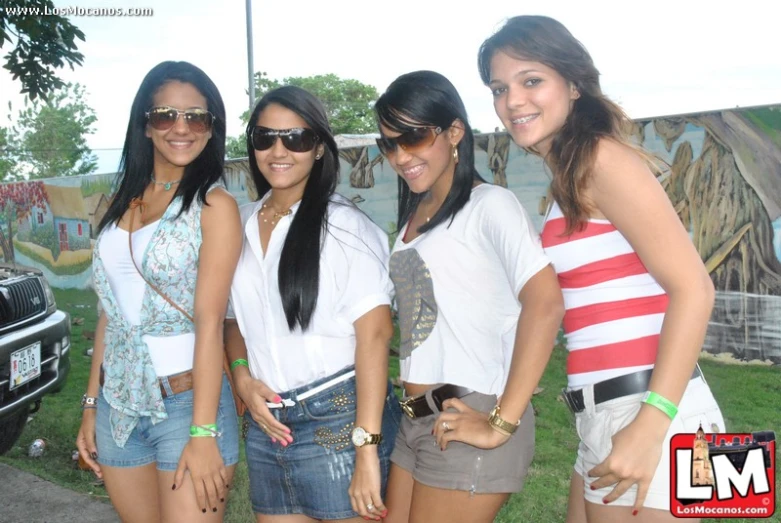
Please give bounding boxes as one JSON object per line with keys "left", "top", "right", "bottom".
{"left": 402, "top": 382, "right": 437, "bottom": 397}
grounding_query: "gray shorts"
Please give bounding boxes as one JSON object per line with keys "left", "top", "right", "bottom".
{"left": 391, "top": 389, "right": 535, "bottom": 494}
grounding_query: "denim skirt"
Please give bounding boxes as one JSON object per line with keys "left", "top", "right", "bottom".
{"left": 244, "top": 367, "right": 401, "bottom": 519}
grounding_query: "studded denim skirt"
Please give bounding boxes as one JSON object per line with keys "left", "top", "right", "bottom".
{"left": 244, "top": 366, "right": 401, "bottom": 519}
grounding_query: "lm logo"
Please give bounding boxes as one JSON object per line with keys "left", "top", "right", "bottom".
{"left": 670, "top": 429, "right": 776, "bottom": 518}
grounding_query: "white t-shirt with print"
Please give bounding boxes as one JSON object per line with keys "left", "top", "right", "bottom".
{"left": 391, "top": 184, "right": 550, "bottom": 396}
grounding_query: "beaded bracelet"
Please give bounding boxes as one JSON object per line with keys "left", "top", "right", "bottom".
{"left": 190, "top": 424, "right": 221, "bottom": 438}
{"left": 230, "top": 358, "right": 249, "bottom": 371}
{"left": 642, "top": 391, "right": 678, "bottom": 420}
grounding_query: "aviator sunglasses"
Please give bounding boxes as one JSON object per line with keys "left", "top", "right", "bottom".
{"left": 249, "top": 126, "right": 320, "bottom": 153}
{"left": 376, "top": 126, "right": 443, "bottom": 156}
{"left": 145, "top": 106, "right": 215, "bottom": 134}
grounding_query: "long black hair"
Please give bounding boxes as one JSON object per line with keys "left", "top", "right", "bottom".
{"left": 373, "top": 70, "right": 484, "bottom": 234}
{"left": 99, "top": 61, "right": 226, "bottom": 231}
{"left": 245, "top": 86, "right": 339, "bottom": 332}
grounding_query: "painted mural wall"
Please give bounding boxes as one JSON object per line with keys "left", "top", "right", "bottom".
{"left": 1, "top": 105, "right": 779, "bottom": 362}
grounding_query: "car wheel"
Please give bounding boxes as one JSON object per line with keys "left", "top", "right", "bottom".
{"left": 0, "top": 408, "right": 28, "bottom": 455}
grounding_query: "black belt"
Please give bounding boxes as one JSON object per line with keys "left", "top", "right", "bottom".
{"left": 562, "top": 365, "right": 703, "bottom": 414}
{"left": 400, "top": 384, "right": 474, "bottom": 419}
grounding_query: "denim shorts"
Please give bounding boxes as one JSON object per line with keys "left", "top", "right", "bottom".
{"left": 244, "top": 367, "right": 402, "bottom": 520}
{"left": 95, "top": 374, "right": 240, "bottom": 471}
{"left": 572, "top": 375, "right": 724, "bottom": 509}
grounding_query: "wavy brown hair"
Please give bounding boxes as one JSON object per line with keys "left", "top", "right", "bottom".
{"left": 478, "top": 15, "right": 657, "bottom": 233}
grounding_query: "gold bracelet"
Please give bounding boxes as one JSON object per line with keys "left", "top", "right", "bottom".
{"left": 488, "top": 405, "right": 520, "bottom": 436}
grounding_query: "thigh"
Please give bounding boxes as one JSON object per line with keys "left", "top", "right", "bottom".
{"left": 158, "top": 465, "right": 236, "bottom": 523}
{"left": 102, "top": 463, "right": 161, "bottom": 523}
{"left": 408, "top": 481, "right": 508, "bottom": 523}
{"left": 586, "top": 502, "right": 698, "bottom": 523}
{"left": 383, "top": 464, "right": 414, "bottom": 523}
{"left": 567, "top": 472, "right": 587, "bottom": 523}
{"left": 257, "top": 516, "right": 316, "bottom": 523}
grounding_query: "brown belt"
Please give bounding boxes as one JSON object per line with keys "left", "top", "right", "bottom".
{"left": 400, "top": 384, "right": 474, "bottom": 419}
{"left": 99, "top": 367, "right": 194, "bottom": 398}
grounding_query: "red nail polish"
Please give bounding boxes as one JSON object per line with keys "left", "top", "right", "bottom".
{"left": 632, "top": 510, "right": 638, "bottom": 516}
{"left": 590, "top": 485, "right": 595, "bottom": 491}
{"left": 603, "top": 499, "right": 609, "bottom": 505}
{"left": 273, "top": 395, "right": 282, "bottom": 403}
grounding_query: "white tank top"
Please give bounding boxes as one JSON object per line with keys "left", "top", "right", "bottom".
{"left": 99, "top": 222, "right": 195, "bottom": 377}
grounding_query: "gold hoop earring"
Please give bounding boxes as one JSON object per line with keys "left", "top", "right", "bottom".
{"left": 453, "top": 147, "right": 459, "bottom": 164}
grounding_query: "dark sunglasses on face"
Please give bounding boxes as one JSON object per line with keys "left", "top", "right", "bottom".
{"left": 145, "top": 106, "right": 215, "bottom": 134}
{"left": 249, "top": 126, "right": 320, "bottom": 153}
{"left": 376, "top": 126, "right": 443, "bottom": 156}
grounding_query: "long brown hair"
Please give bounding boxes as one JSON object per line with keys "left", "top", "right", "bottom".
{"left": 478, "top": 15, "right": 654, "bottom": 233}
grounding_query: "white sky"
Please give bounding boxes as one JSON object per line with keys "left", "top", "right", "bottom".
{"left": 1, "top": 0, "right": 780, "bottom": 173}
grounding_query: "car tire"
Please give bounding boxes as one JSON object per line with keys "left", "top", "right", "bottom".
{"left": 0, "top": 408, "right": 28, "bottom": 455}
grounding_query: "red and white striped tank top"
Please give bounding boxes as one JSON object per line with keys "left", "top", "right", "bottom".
{"left": 541, "top": 201, "right": 669, "bottom": 388}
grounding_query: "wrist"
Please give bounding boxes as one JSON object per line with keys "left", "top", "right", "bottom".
{"left": 635, "top": 404, "right": 673, "bottom": 437}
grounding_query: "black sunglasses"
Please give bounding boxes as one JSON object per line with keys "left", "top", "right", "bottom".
{"left": 145, "top": 106, "right": 214, "bottom": 134}
{"left": 376, "top": 126, "right": 443, "bottom": 156}
{"left": 249, "top": 126, "right": 320, "bottom": 153}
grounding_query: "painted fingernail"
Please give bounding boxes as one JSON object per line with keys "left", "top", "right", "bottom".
{"left": 602, "top": 499, "right": 609, "bottom": 504}
{"left": 271, "top": 438, "right": 277, "bottom": 443}
{"left": 171, "top": 484, "right": 176, "bottom": 490}
{"left": 284, "top": 427, "right": 291, "bottom": 434}
{"left": 381, "top": 509, "right": 388, "bottom": 517}
{"left": 632, "top": 510, "right": 638, "bottom": 516}
{"left": 590, "top": 485, "right": 595, "bottom": 491}
{"left": 212, "top": 508, "right": 217, "bottom": 513}
{"left": 273, "top": 395, "right": 282, "bottom": 403}
{"left": 202, "top": 509, "right": 207, "bottom": 514}
{"left": 281, "top": 440, "right": 288, "bottom": 447}
{"left": 220, "top": 498, "right": 225, "bottom": 503}
{"left": 226, "top": 484, "right": 230, "bottom": 489}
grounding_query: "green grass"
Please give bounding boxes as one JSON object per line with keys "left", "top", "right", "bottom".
{"left": 1, "top": 289, "right": 779, "bottom": 522}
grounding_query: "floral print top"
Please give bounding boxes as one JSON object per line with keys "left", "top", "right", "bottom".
{"left": 92, "top": 185, "right": 221, "bottom": 447}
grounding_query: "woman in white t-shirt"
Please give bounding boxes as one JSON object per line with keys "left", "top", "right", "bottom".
{"left": 374, "top": 71, "right": 565, "bottom": 523}
{"left": 224, "top": 86, "right": 402, "bottom": 522}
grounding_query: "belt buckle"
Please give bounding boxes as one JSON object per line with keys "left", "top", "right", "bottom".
{"left": 562, "top": 388, "right": 585, "bottom": 414}
{"left": 400, "top": 397, "right": 416, "bottom": 419}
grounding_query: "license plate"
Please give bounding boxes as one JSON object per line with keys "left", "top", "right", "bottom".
{"left": 10, "top": 342, "right": 41, "bottom": 390}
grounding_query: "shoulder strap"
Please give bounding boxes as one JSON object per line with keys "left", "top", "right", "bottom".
{"left": 128, "top": 198, "right": 194, "bottom": 323}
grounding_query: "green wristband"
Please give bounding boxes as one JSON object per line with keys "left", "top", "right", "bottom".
{"left": 190, "top": 424, "right": 221, "bottom": 438}
{"left": 230, "top": 358, "right": 249, "bottom": 371}
{"left": 642, "top": 391, "right": 678, "bottom": 420}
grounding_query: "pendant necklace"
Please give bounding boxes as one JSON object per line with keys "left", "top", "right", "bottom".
{"left": 152, "top": 178, "right": 182, "bottom": 191}
{"left": 260, "top": 202, "right": 293, "bottom": 226}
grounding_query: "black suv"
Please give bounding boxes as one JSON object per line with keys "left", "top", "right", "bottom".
{"left": 0, "top": 263, "right": 70, "bottom": 454}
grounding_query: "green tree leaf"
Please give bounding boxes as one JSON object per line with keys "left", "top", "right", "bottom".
{"left": 1, "top": 0, "right": 86, "bottom": 101}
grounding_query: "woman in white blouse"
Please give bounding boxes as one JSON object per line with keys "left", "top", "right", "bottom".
{"left": 224, "top": 86, "right": 402, "bottom": 523}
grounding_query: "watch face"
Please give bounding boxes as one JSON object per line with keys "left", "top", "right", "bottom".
{"left": 351, "top": 426, "right": 367, "bottom": 446}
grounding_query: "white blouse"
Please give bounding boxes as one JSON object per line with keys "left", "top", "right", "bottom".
{"left": 227, "top": 193, "right": 393, "bottom": 393}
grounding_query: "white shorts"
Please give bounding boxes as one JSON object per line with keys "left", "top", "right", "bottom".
{"left": 572, "top": 375, "right": 724, "bottom": 510}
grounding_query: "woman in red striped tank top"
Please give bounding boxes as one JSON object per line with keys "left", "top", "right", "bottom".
{"left": 479, "top": 16, "right": 724, "bottom": 523}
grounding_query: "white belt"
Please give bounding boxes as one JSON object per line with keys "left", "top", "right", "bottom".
{"left": 266, "top": 369, "right": 356, "bottom": 409}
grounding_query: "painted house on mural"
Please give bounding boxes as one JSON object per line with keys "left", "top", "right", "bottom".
{"left": 41, "top": 185, "right": 91, "bottom": 252}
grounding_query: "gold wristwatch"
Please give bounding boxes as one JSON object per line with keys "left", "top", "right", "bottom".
{"left": 488, "top": 405, "right": 520, "bottom": 435}
{"left": 351, "top": 426, "right": 382, "bottom": 447}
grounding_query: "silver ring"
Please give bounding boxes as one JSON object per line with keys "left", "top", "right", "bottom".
{"left": 367, "top": 503, "right": 375, "bottom": 511}
{"left": 442, "top": 421, "right": 451, "bottom": 431}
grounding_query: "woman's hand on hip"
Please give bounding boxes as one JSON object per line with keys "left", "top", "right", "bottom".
{"left": 587, "top": 407, "right": 670, "bottom": 515}
{"left": 433, "top": 398, "right": 511, "bottom": 450}
{"left": 236, "top": 374, "right": 293, "bottom": 445}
